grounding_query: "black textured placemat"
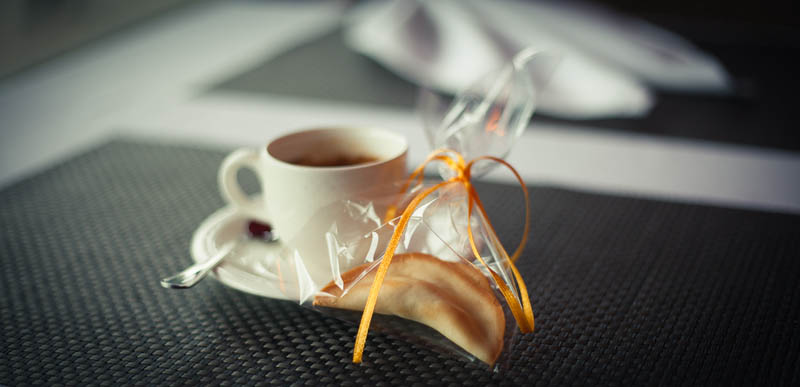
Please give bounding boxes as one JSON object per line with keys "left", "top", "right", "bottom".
{"left": 2, "top": 139, "right": 799, "bottom": 385}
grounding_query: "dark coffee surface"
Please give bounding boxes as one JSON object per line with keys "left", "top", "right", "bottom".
{"left": 1, "top": 139, "right": 799, "bottom": 385}
{"left": 290, "top": 154, "right": 378, "bottom": 167}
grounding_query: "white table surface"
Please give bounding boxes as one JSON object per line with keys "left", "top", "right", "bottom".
{"left": 2, "top": 0, "right": 799, "bottom": 214}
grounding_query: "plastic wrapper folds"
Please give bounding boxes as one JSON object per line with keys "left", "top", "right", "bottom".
{"left": 256, "top": 178, "right": 525, "bottom": 368}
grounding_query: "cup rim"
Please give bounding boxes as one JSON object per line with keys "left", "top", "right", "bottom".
{"left": 264, "top": 127, "right": 408, "bottom": 171}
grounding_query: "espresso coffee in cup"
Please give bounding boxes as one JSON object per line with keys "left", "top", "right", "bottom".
{"left": 289, "top": 153, "right": 379, "bottom": 167}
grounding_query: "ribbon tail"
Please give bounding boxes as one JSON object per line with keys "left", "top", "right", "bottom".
{"left": 353, "top": 180, "right": 455, "bottom": 363}
{"left": 464, "top": 158, "right": 535, "bottom": 333}
{"left": 465, "top": 188, "right": 535, "bottom": 333}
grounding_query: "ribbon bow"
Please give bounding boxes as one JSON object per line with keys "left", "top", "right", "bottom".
{"left": 352, "top": 149, "right": 535, "bottom": 363}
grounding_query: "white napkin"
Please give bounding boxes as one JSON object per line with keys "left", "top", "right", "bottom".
{"left": 344, "top": 0, "right": 731, "bottom": 119}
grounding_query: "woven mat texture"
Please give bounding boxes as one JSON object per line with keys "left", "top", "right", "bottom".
{"left": 1, "top": 140, "right": 799, "bottom": 385}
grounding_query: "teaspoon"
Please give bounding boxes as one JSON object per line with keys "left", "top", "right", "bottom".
{"left": 160, "top": 220, "right": 277, "bottom": 289}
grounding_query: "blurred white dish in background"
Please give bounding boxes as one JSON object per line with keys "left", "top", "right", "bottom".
{"left": 489, "top": 0, "right": 731, "bottom": 93}
{"left": 344, "top": 0, "right": 731, "bottom": 119}
{"left": 344, "top": 0, "right": 505, "bottom": 100}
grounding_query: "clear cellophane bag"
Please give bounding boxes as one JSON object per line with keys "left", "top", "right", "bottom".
{"left": 243, "top": 48, "right": 554, "bottom": 369}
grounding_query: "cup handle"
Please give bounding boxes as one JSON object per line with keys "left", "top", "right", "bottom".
{"left": 218, "top": 148, "right": 267, "bottom": 220}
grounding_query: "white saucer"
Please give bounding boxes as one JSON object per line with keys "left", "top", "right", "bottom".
{"left": 191, "top": 203, "right": 290, "bottom": 300}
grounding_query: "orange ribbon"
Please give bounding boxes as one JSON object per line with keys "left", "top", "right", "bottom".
{"left": 352, "top": 149, "right": 535, "bottom": 363}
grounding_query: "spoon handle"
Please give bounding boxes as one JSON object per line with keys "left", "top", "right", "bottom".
{"left": 160, "top": 241, "right": 236, "bottom": 289}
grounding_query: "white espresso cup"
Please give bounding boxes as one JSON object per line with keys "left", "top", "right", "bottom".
{"left": 218, "top": 127, "right": 408, "bottom": 272}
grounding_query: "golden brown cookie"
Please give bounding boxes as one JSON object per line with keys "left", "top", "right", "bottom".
{"left": 314, "top": 253, "right": 505, "bottom": 365}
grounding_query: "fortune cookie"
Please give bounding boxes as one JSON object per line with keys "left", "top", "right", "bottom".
{"left": 314, "top": 253, "right": 505, "bottom": 365}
